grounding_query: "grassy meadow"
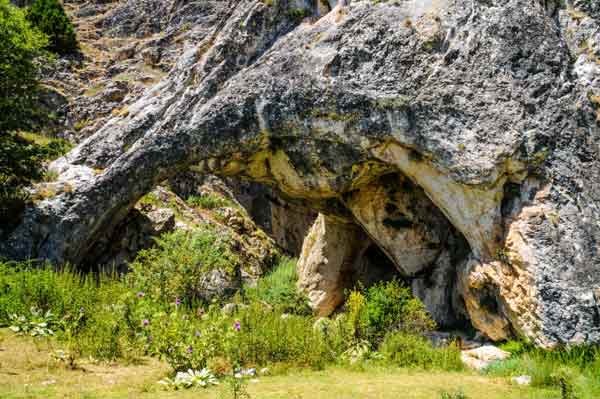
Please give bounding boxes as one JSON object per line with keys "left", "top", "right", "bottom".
{"left": 0, "top": 234, "right": 598, "bottom": 399}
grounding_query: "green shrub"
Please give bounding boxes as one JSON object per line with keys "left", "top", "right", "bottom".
{"left": 145, "top": 301, "right": 335, "bottom": 372}
{"left": 229, "top": 303, "right": 331, "bottom": 368}
{"left": 26, "top": 0, "right": 77, "bottom": 54}
{"left": 0, "top": 1, "right": 58, "bottom": 228}
{"left": 345, "top": 280, "right": 435, "bottom": 343}
{"left": 128, "top": 228, "right": 241, "bottom": 305}
{"left": 379, "top": 332, "right": 463, "bottom": 371}
{"left": 345, "top": 289, "right": 368, "bottom": 341}
{"left": 0, "top": 0, "right": 47, "bottom": 133}
{"left": 0, "top": 133, "right": 71, "bottom": 233}
{"left": 243, "top": 257, "right": 310, "bottom": 315}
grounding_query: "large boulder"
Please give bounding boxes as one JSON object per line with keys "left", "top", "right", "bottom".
{"left": 2, "top": 0, "right": 600, "bottom": 347}
{"left": 297, "top": 214, "right": 370, "bottom": 316}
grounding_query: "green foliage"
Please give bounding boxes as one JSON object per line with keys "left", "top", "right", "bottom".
{"left": 0, "top": 261, "right": 133, "bottom": 360}
{"left": 0, "top": 2, "right": 71, "bottom": 229}
{"left": 223, "top": 373, "right": 251, "bottom": 399}
{"left": 187, "top": 193, "right": 236, "bottom": 210}
{"left": 440, "top": 389, "right": 469, "bottom": 399}
{"left": 129, "top": 228, "right": 241, "bottom": 304}
{"left": 345, "top": 280, "right": 435, "bottom": 343}
{"left": 499, "top": 340, "right": 530, "bottom": 356}
{"left": 158, "top": 368, "right": 219, "bottom": 390}
{"left": 0, "top": 0, "right": 47, "bottom": 133}
{"left": 486, "top": 342, "right": 600, "bottom": 399}
{"left": 379, "top": 332, "right": 463, "bottom": 371}
{"left": 26, "top": 0, "right": 77, "bottom": 54}
{"left": 0, "top": 132, "right": 70, "bottom": 202}
{"left": 286, "top": 7, "right": 311, "bottom": 22}
{"left": 8, "top": 306, "right": 55, "bottom": 336}
{"left": 243, "top": 257, "right": 310, "bottom": 315}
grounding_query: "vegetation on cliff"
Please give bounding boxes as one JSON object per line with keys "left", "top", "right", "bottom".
{"left": 26, "top": 0, "right": 77, "bottom": 54}
{"left": 0, "top": 0, "right": 70, "bottom": 232}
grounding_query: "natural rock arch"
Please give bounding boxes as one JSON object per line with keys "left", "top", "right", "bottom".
{"left": 2, "top": 0, "right": 600, "bottom": 347}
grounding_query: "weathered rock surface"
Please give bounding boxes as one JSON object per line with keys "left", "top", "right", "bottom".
{"left": 3, "top": 0, "right": 600, "bottom": 347}
{"left": 85, "top": 184, "right": 280, "bottom": 289}
{"left": 297, "top": 212, "right": 401, "bottom": 315}
{"left": 297, "top": 214, "right": 369, "bottom": 316}
{"left": 461, "top": 345, "right": 511, "bottom": 371}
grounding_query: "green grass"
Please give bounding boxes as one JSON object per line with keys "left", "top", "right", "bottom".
{"left": 485, "top": 341, "right": 600, "bottom": 398}
{"left": 186, "top": 193, "right": 237, "bottom": 210}
{"left": 0, "top": 259, "right": 598, "bottom": 399}
{"left": 0, "top": 330, "right": 556, "bottom": 399}
{"left": 242, "top": 257, "right": 310, "bottom": 314}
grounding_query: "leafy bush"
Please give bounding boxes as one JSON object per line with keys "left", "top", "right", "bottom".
{"left": 129, "top": 228, "right": 241, "bottom": 305}
{"left": 0, "top": 0, "right": 47, "bottom": 133}
{"left": 8, "top": 306, "right": 55, "bottom": 336}
{"left": 379, "top": 332, "right": 463, "bottom": 371}
{"left": 158, "top": 368, "right": 219, "bottom": 390}
{"left": 144, "top": 301, "right": 335, "bottom": 372}
{"left": 26, "top": 0, "right": 77, "bottom": 54}
{"left": 243, "top": 257, "right": 310, "bottom": 315}
{"left": 0, "top": 1, "right": 63, "bottom": 229}
{"left": 345, "top": 280, "right": 435, "bottom": 343}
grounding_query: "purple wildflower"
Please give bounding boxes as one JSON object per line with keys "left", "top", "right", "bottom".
{"left": 175, "top": 297, "right": 181, "bottom": 306}
{"left": 137, "top": 291, "right": 145, "bottom": 298}
{"left": 187, "top": 346, "right": 193, "bottom": 354}
{"left": 234, "top": 320, "right": 241, "bottom": 331}
{"left": 142, "top": 319, "right": 149, "bottom": 327}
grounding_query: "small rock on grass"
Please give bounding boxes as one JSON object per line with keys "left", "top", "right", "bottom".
{"left": 512, "top": 375, "right": 532, "bottom": 386}
{"left": 460, "top": 345, "right": 511, "bottom": 370}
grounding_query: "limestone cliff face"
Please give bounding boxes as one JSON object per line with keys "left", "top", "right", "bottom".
{"left": 2, "top": 0, "right": 600, "bottom": 347}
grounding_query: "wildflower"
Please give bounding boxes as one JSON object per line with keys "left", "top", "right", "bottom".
{"left": 79, "top": 307, "right": 85, "bottom": 313}
{"left": 137, "top": 291, "right": 145, "bottom": 298}
{"left": 175, "top": 297, "right": 182, "bottom": 306}
{"left": 187, "top": 346, "right": 193, "bottom": 354}
{"left": 142, "top": 319, "right": 149, "bottom": 327}
{"left": 234, "top": 320, "right": 241, "bottom": 331}
{"left": 195, "top": 330, "right": 201, "bottom": 337}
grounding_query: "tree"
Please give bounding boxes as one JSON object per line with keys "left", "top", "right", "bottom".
{"left": 0, "top": 0, "right": 47, "bottom": 234}
{"left": 26, "top": 0, "right": 77, "bottom": 55}
{"left": 0, "top": 0, "right": 47, "bottom": 133}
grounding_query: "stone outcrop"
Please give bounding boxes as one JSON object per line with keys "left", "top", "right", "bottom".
{"left": 460, "top": 345, "right": 511, "bottom": 371}
{"left": 3, "top": 0, "right": 600, "bottom": 347}
{"left": 297, "top": 214, "right": 370, "bottom": 316}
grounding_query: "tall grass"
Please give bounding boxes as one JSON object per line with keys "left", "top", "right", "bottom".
{"left": 486, "top": 341, "right": 600, "bottom": 399}
{"left": 0, "top": 261, "right": 135, "bottom": 360}
{"left": 0, "top": 261, "right": 126, "bottom": 325}
{"left": 242, "top": 257, "right": 310, "bottom": 314}
{"left": 380, "top": 332, "right": 463, "bottom": 371}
